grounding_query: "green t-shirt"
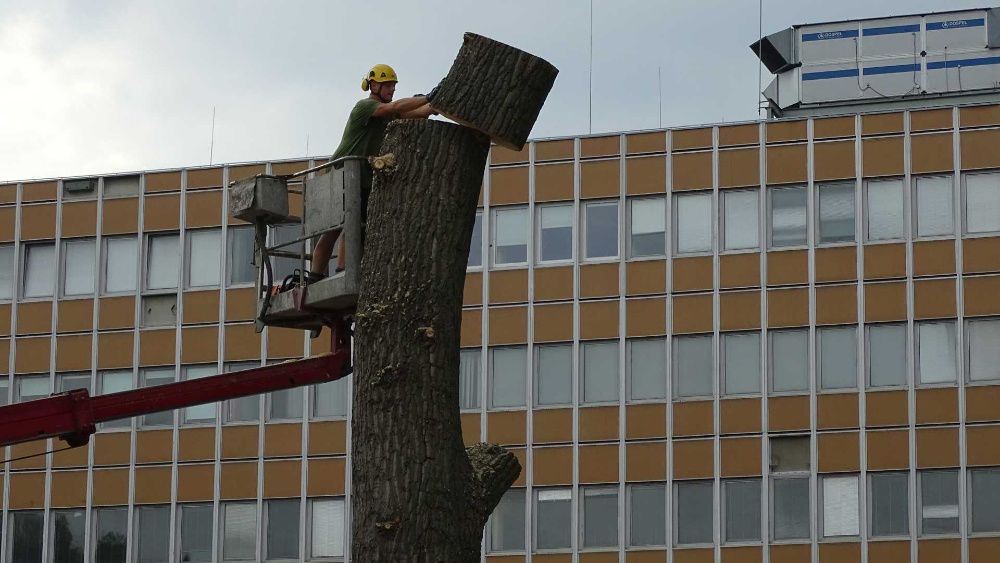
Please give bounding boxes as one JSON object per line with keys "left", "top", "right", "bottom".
{"left": 330, "top": 98, "right": 388, "bottom": 160}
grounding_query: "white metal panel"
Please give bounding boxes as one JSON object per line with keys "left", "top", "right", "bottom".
{"left": 925, "top": 11, "right": 988, "bottom": 54}
{"left": 926, "top": 52, "right": 1000, "bottom": 93}
{"left": 861, "top": 16, "right": 922, "bottom": 59}
{"left": 801, "top": 62, "right": 862, "bottom": 103}
{"left": 799, "top": 23, "right": 860, "bottom": 64}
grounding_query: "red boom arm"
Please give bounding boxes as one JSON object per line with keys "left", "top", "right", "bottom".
{"left": 0, "top": 351, "right": 349, "bottom": 449}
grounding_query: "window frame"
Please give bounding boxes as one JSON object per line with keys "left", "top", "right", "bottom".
{"left": 866, "top": 322, "right": 909, "bottom": 389}
{"left": 306, "top": 497, "right": 347, "bottom": 560}
{"left": 722, "top": 478, "right": 762, "bottom": 545}
{"left": 819, "top": 473, "right": 861, "bottom": 539}
{"left": 101, "top": 235, "right": 139, "bottom": 296}
{"left": 225, "top": 224, "right": 257, "bottom": 287}
{"left": 93, "top": 506, "right": 129, "bottom": 563}
{"left": 185, "top": 228, "right": 223, "bottom": 289}
{"left": 487, "top": 487, "right": 526, "bottom": 553}
{"left": 134, "top": 504, "right": 171, "bottom": 563}
{"left": 768, "top": 328, "right": 810, "bottom": 395}
{"left": 262, "top": 498, "right": 301, "bottom": 562}
{"left": 673, "top": 479, "right": 715, "bottom": 547}
{"left": 535, "top": 202, "right": 574, "bottom": 265}
{"left": 672, "top": 333, "right": 715, "bottom": 400}
{"left": 0, "top": 243, "right": 14, "bottom": 302}
{"left": 467, "top": 209, "right": 484, "bottom": 270}
{"left": 672, "top": 191, "right": 714, "bottom": 256}
{"left": 488, "top": 345, "right": 527, "bottom": 410}
{"left": 579, "top": 485, "right": 619, "bottom": 550}
{"left": 139, "top": 367, "right": 176, "bottom": 428}
{"left": 626, "top": 482, "right": 667, "bottom": 548}
{"left": 459, "top": 347, "right": 483, "bottom": 412}
{"left": 867, "top": 471, "right": 910, "bottom": 538}
{"left": 962, "top": 170, "right": 1000, "bottom": 236}
{"left": 491, "top": 205, "right": 529, "bottom": 268}
{"left": 913, "top": 174, "right": 955, "bottom": 240}
{"left": 864, "top": 177, "right": 906, "bottom": 242}
{"left": 915, "top": 319, "right": 958, "bottom": 386}
{"left": 918, "top": 469, "right": 960, "bottom": 537}
{"left": 223, "top": 361, "right": 263, "bottom": 424}
{"left": 721, "top": 330, "right": 762, "bottom": 397}
{"left": 180, "top": 364, "right": 218, "bottom": 426}
{"left": 965, "top": 317, "right": 1000, "bottom": 384}
{"left": 720, "top": 188, "right": 761, "bottom": 253}
{"left": 176, "top": 502, "right": 214, "bottom": 563}
{"left": 815, "top": 181, "right": 857, "bottom": 246}
{"left": 816, "top": 324, "right": 858, "bottom": 392}
{"left": 767, "top": 184, "right": 808, "bottom": 249}
{"left": 627, "top": 195, "right": 667, "bottom": 259}
{"left": 533, "top": 342, "right": 573, "bottom": 408}
{"left": 143, "top": 232, "right": 180, "bottom": 294}
{"left": 60, "top": 237, "right": 97, "bottom": 298}
{"left": 626, "top": 337, "right": 666, "bottom": 403}
{"left": 580, "top": 339, "right": 619, "bottom": 406}
{"left": 532, "top": 487, "right": 573, "bottom": 552}
{"left": 221, "top": 500, "right": 258, "bottom": 562}
{"left": 769, "top": 475, "right": 812, "bottom": 542}
{"left": 969, "top": 467, "right": 1000, "bottom": 535}
{"left": 581, "top": 199, "right": 620, "bottom": 262}
{"left": 21, "top": 241, "right": 56, "bottom": 300}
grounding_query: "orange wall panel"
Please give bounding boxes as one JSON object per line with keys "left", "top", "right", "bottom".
{"left": 817, "top": 393, "right": 859, "bottom": 430}
{"left": 767, "top": 288, "right": 808, "bottom": 328}
{"left": 911, "top": 133, "right": 954, "bottom": 174}
{"left": 673, "top": 401, "right": 714, "bottom": 437}
{"left": 50, "top": 471, "right": 88, "bottom": 507}
{"left": 533, "top": 446, "right": 573, "bottom": 485}
{"left": 307, "top": 458, "right": 347, "bottom": 496}
{"left": 720, "top": 253, "right": 760, "bottom": 289}
{"left": 813, "top": 140, "right": 855, "bottom": 181}
{"left": 17, "top": 301, "right": 53, "bottom": 335}
{"left": 815, "top": 246, "right": 856, "bottom": 282}
{"left": 913, "top": 240, "right": 955, "bottom": 276}
{"left": 490, "top": 167, "right": 529, "bottom": 205}
{"left": 489, "top": 306, "right": 527, "bottom": 345}
{"left": 9, "top": 472, "right": 46, "bottom": 509}
{"left": 672, "top": 439, "right": 714, "bottom": 479}
{"left": 534, "top": 163, "right": 573, "bottom": 202}
{"left": 960, "top": 104, "right": 1000, "bottom": 127}
{"left": 625, "top": 403, "right": 667, "bottom": 439}
{"left": 626, "top": 155, "right": 666, "bottom": 195}
{"left": 719, "top": 124, "right": 758, "bottom": 146}
{"left": 865, "top": 390, "right": 908, "bottom": 427}
{"left": 627, "top": 131, "right": 666, "bottom": 154}
{"left": 532, "top": 303, "right": 573, "bottom": 343}
{"left": 767, "top": 250, "right": 808, "bottom": 286}
{"left": 912, "top": 108, "right": 952, "bottom": 131}
{"left": 718, "top": 148, "right": 759, "bottom": 188}
{"left": 22, "top": 181, "right": 57, "bottom": 202}
{"left": 220, "top": 461, "right": 258, "bottom": 499}
{"left": 720, "top": 397, "right": 761, "bottom": 435}
{"left": 867, "top": 430, "right": 909, "bottom": 470}
{"left": 145, "top": 170, "right": 181, "bottom": 192}
{"left": 964, "top": 237, "right": 1000, "bottom": 273}
{"left": 535, "top": 266, "right": 573, "bottom": 301}
{"left": 916, "top": 427, "right": 959, "bottom": 468}
{"left": 673, "top": 128, "right": 713, "bottom": 150}
{"left": 134, "top": 466, "right": 172, "bottom": 503}
{"left": 135, "top": 430, "right": 173, "bottom": 464}
{"left": 964, "top": 275, "right": 1000, "bottom": 316}
{"left": 263, "top": 460, "right": 301, "bottom": 498}
{"left": 99, "top": 296, "right": 136, "bottom": 330}
{"left": 626, "top": 441, "right": 667, "bottom": 481}
{"left": 62, "top": 201, "right": 98, "bottom": 237}
{"left": 582, "top": 136, "right": 619, "bottom": 157}
{"left": 818, "top": 431, "right": 860, "bottom": 472}
{"left": 671, "top": 152, "right": 712, "bottom": 191}
{"left": 177, "top": 464, "right": 215, "bottom": 501}
{"left": 20, "top": 204, "right": 57, "bottom": 240}
{"left": 58, "top": 298, "right": 93, "bottom": 333}
{"left": 916, "top": 388, "right": 958, "bottom": 424}
{"left": 865, "top": 282, "right": 907, "bottom": 322}
{"left": 814, "top": 116, "right": 855, "bottom": 138}
{"left": 967, "top": 386, "right": 1000, "bottom": 423}
{"left": 186, "top": 166, "right": 224, "bottom": 188}
{"left": 489, "top": 269, "right": 529, "bottom": 304}
{"left": 961, "top": 129, "right": 1000, "bottom": 170}
{"left": 92, "top": 468, "right": 129, "bottom": 505}
{"left": 580, "top": 406, "right": 619, "bottom": 442}
{"left": 178, "top": 427, "right": 216, "bottom": 462}
{"left": 535, "top": 139, "right": 574, "bottom": 161}
{"left": 221, "top": 425, "right": 259, "bottom": 459}
{"left": 491, "top": 145, "right": 529, "bottom": 165}
{"left": 487, "top": 411, "right": 526, "bottom": 446}
{"left": 139, "top": 329, "right": 176, "bottom": 366}
{"left": 862, "top": 112, "right": 903, "bottom": 135}
{"left": 55, "top": 334, "right": 92, "bottom": 371}
{"left": 625, "top": 297, "right": 666, "bottom": 337}
{"left": 460, "top": 309, "right": 482, "bottom": 347}
{"left": 672, "top": 294, "right": 713, "bottom": 334}
{"left": 815, "top": 285, "right": 857, "bottom": 325}
{"left": 864, "top": 243, "right": 906, "bottom": 280}
{"left": 579, "top": 300, "right": 619, "bottom": 340}
{"left": 768, "top": 396, "right": 810, "bottom": 431}
{"left": 862, "top": 137, "right": 904, "bottom": 177}
{"left": 580, "top": 159, "right": 620, "bottom": 199}
{"left": 721, "top": 437, "right": 762, "bottom": 476}
{"left": 142, "top": 194, "right": 180, "bottom": 231}
{"left": 720, "top": 290, "right": 760, "bottom": 331}
{"left": 185, "top": 191, "right": 223, "bottom": 228}
{"left": 913, "top": 278, "right": 956, "bottom": 319}
{"left": 533, "top": 408, "right": 573, "bottom": 444}
{"left": 579, "top": 444, "right": 619, "bottom": 483}
{"left": 626, "top": 260, "right": 666, "bottom": 295}
{"left": 580, "top": 263, "right": 618, "bottom": 298}
{"left": 673, "top": 256, "right": 713, "bottom": 292}
{"left": 15, "top": 336, "right": 51, "bottom": 373}
{"left": 101, "top": 198, "right": 139, "bottom": 235}
{"left": 766, "top": 144, "right": 807, "bottom": 184}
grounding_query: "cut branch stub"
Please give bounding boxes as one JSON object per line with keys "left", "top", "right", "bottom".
{"left": 430, "top": 32, "right": 559, "bottom": 150}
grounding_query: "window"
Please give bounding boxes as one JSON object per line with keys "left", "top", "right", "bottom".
{"left": 314, "top": 376, "right": 349, "bottom": 418}
{"left": 535, "top": 344, "right": 572, "bottom": 406}
{"left": 915, "top": 176, "right": 954, "bottom": 237}
{"left": 490, "top": 346, "right": 526, "bottom": 408}
{"left": 769, "top": 185, "right": 807, "bottom": 247}
{"left": 266, "top": 499, "right": 300, "bottom": 560}
{"left": 868, "top": 323, "right": 907, "bottom": 388}
{"left": 0, "top": 244, "right": 13, "bottom": 300}
{"left": 723, "top": 189, "right": 759, "bottom": 251}
{"left": 866, "top": 178, "right": 904, "bottom": 240}
{"left": 724, "top": 479, "right": 761, "bottom": 543}
{"left": 628, "top": 338, "right": 666, "bottom": 401}
{"left": 11, "top": 511, "right": 44, "bottom": 563}
{"left": 227, "top": 225, "right": 256, "bottom": 285}
{"left": 51, "top": 508, "right": 85, "bottom": 563}
{"left": 94, "top": 507, "right": 127, "bottom": 563}
{"left": 822, "top": 475, "right": 859, "bottom": 537}
{"left": 103, "top": 237, "right": 138, "bottom": 294}
{"left": 674, "top": 192, "right": 712, "bottom": 254}
{"left": 628, "top": 483, "right": 666, "bottom": 547}
{"left": 584, "top": 200, "right": 618, "bottom": 259}
{"left": 310, "top": 498, "right": 346, "bottom": 559}
{"left": 920, "top": 470, "right": 959, "bottom": 534}
{"left": 581, "top": 487, "right": 618, "bottom": 548}
{"left": 140, "top": 368, "right": 175, "bottom": 427}
{"left": 62, "top": 238, "right": 96, "bottom": 296}
{"left": 673, "top": 334, "right": 713, "bottom": 398}
{"left": 723, "top": 331, "right": 760, "bottom": 395}
{"left": 268, "top": 223, "right": 302, "bottom": 281}
{"left": 136, "top": 505, "right": 170, "bottom": 563}
{"left": 818, "top": 325, "right": 857, "bottom": 390}
{"left": 534, "top": 488, "right": 571, "bottom": 551}
{"left": 489, "top": 488, "right": 525, "bottom": 552}
{"left": 971, "top": 468, "right": 1000, "bottom": 533}
{"left": 182, "top": 365, "right": 217, "bottom": 424}
{"left": 269, "top": 387, "right": 303, "bottom": 421}
{"left": 629, "top": 197, "right": 666, "bottom": 257}
{"left": 16, "top": 375, "right": 49, "bottom": 403}
{"left": 187, "top": 229, "right": 222, "bottom": 288}
{"left": 145, "top": 233, "right": 179, "bottom": 291}
{"left": 675, "top": 480, "right": 713, "bottom": 545}
{"left": 537, "top": 204, "right": 573, "bottom": 262}
{"left": 967, "top": 318, "right": 1000, "bottom": 382}
{"left": 459, "top": 348, "right": 481, "bottom": 410}
{"left": 772, "top": 477, "right": 810, "bottom": 540}
{"left": 98, "top": 370, "right": 133, "bottom": 428}
{"left": 494, "top": 207, "right": 528, "bottom": 265}
{"left": 103, "top": 175, "right": 139, "bottom": 198}
{"left": 57, "top": 372, "right": 90, "bottom": 393}
{"left": 770, "top": 329, "right": 808, "bottom": 393}
{"left": 770, "top": 436, "right": 810, "bottom": 472}
{"left": 817, "top": 182, "right": 855, "bottom": 244}
{"left": 965, "top": 172, "right": 1000, "bottom": 234}
{"left": 0, "top": 378, "right": 6, "bottom": 407}
{"left": 468, "top": 210, "right": 483, "bottom": 268}
{"left": 870, "top": 472, "right": 909, "bottom": 537}
{"left": 179, "top": 504, "right": 213, "bottom": 562}
{"left": 581, "top": 340, "right": 618, "bottom": 404}
{"left": 222, "top": 502, "right": 257, "bottom": 561}
{"left": 917, "top": 321, "right": 957, "bottom": 384}
{"left": 223, "top": 362, "right": 260, "bottom": 423}
{"left": 23, "top": 243, "right": 55, "bottom": 298}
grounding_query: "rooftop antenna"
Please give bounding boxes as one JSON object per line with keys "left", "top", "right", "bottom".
{"left": 588, "top": 0, "right": 594, "bottom": 134}
{"left": 658, "top": 66, "right": 663, "bottom": 128}
{"left": 209, "top": 106, "right": 217, "bottom": 165}
{"left": 757, "top": 0, "right": 764, "bottom": 117}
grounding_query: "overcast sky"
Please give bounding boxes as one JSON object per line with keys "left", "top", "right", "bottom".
{"left": 0, "top": 0, "right": 987, "bottom": 181}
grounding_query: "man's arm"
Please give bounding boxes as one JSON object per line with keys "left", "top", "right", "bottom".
{"left": 371, "top": 95, "right": 429, "bottom": 119}
{"left": 398, "top": 103, "right": 436, "bottom": 119}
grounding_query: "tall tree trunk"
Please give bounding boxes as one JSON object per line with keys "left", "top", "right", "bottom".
{"left": 351, "top": 34, "right": 557, "bottom": 562}
{"left": 352, "top": 120, "right": 517, "bottom": 561}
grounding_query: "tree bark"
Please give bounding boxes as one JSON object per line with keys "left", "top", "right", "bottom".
{"left": 430, "top": 33, "right": 559, "bottom": 150}
{"left": 351, "top": 119, "right": 517, "bottom": 562}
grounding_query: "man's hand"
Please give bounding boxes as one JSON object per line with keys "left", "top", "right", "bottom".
{"left": 372, "top": 95, "right": 430, "bottom": 119}
{"left": 399, "top": 103, "right": 436, "bottom": 119}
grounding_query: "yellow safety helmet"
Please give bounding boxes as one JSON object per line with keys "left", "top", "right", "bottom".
{"left": 361, "top": 64, "right": 398, "bottom": 91}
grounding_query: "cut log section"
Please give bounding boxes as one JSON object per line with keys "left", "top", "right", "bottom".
{"left": 429, "top": 32, "right": 559, "bottom": 150}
